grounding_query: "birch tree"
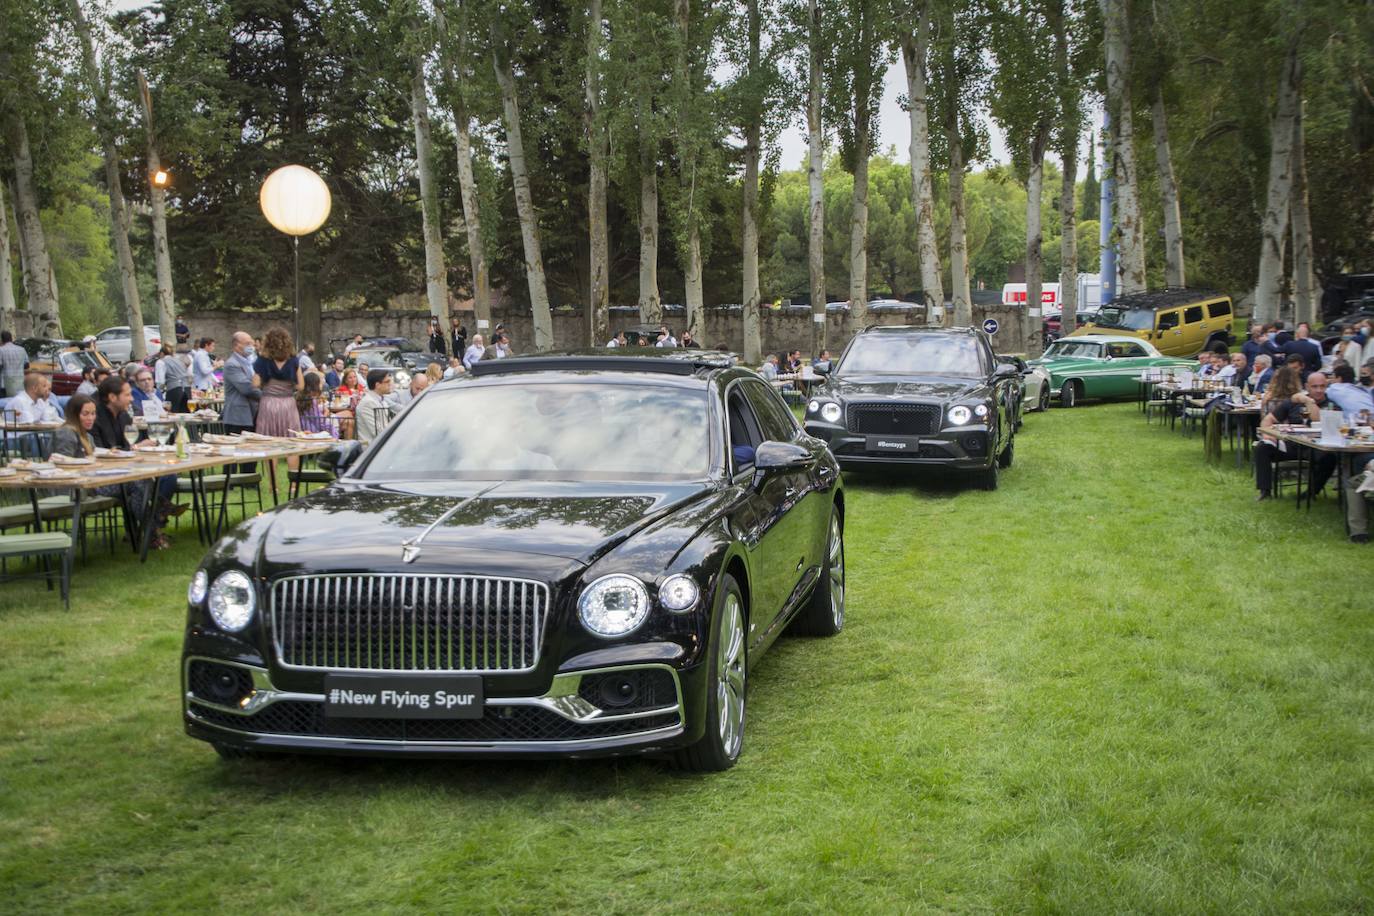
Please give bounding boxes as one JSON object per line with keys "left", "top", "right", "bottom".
{"left": 739, "top": 0, "right": 765, "bottom": 363}
{"left": 410, "top": 36, "right": 451, "bottom": 327}
{"left": 135, "top": 72, "right": 175, "bottom": 343}
{"left": 1289, "top": 102, "right": 1316, "bottom": 326}
{"left": 807, "top": 0, "right": 826, "bottom": 352}
{"left": 1100, "top": 0, "right": 1145, "bottom": 294}
{"left": 0, "top": 181, "right": 14, "bottom": 321}
{"left": 436, "top": 1, "right": 492, "bottom": 332}
{"left": 584, "top": 0, "right": 610, "bottom": 347}
{"left": 1049, "top": 0, "right": 1090, "bottom": 338}
{"left": 490, "top": 8, "right": 553, "bottom": 350}
{"left": 1252, "top": 38, "right": 1301, "bottom": 325}
{"left": 898, "top": 0, "right": 943, "bottom": 321}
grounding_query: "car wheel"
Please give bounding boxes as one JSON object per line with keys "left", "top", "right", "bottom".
{"left": 1059, "top": 380, "right": 1077, "bottom": 408}
{"left": 1038, "top": 384, "right": 1051, "bottom": 412}
{"left": 791, "top": 507, "right": 845, "bottom": 637}
{"left": 675, "top": 574, "right": 747, "bottom": 772}
{"left": 975, "top": 459, "right": 999, "bottom": 491}
{"left": 998, "top": 435, "right": 1014, "bottom": 468}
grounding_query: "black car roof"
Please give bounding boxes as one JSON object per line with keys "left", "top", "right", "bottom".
{"left": 468, "top": 349, "right": 739, "bottom": 379}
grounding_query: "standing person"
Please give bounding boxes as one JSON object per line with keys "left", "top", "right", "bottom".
{"left": 680, "top": 330, "right": 699, "bottom": 349}
{"left": 427, "top": 317, "right": 447, "bottom": 357}
{"left": 345, "top": 333, "right": 366, "bottom": 355}
{"left": 175, "top": 314, "right": 190, "bottom": 345}
{"left": 221, "top": 331, "right": 261, "bottom": 439}
{"left": 464, "top": 334, "right": 486, "bottom": 370}
{"left": 191, "top": 337, "right": 220, "bottom": 390}
{"left": 449, "top": 316, "right": 467, "bottom": 357}
{"left": 297, "top": 341, "right": 317, "bottom": 372}
{"left": 1282, "top": 323, "right": 1322, "bottom": 374}
{"left": 1331, "top": 326, "right": 1364, "bottom": 370}
{"left": 251, "top": 327, "right": 304, "bottom": 437}
{"left": 155, "top": 343, "right": 192, "bottom": 412}
{"left": 0, "top": 330, "right": 29, "bottom": 398}
{"left": 1241, "top": 324, "right": 1270, "bottom": 367}
{"left": 487, "top": 332, "right": 512, "bottom": 359}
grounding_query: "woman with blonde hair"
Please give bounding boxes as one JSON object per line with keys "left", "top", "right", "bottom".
{"left": 425, "top": 362, "right": 443, "bottom": 384}
{"left": 251, "top": 327, "right": 304, "bottom": 437}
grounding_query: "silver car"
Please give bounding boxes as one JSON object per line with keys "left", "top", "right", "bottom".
{"left": 93, "top": 325, "right": 163, "bottom": 363}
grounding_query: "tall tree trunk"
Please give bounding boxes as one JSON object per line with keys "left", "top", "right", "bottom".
{"left": 675, "top": 0, "right": 704, "bottom": 342}
{"left": 1101, "top": 0, "right": 1144, "bottom": 294}
{"left": 1289, "top": 102, "right": 1316, "bottom": 328}
{"left": 436, "top": 4, "right": 491, "bottom": 333}
{"left": 1059, "top": 135, "right": 1079, "bottom": 340}
{"left": 1024, "top": 125, "right": 1049, "bottom": 358}
{"left": 0, "top": 180, "right": 15, "bottom": 323}
{"left": 638, "top": 159, "right": 661, "bottom": 325}
{"left": 947, "top": 113, "right": 972, "bottom": 327}
{"left": 411, "top": 55, "right": 450, "bottom": 328}
{"left": 900, "top": 3, "right": 943, "bottom": 321}
{"left": 1151, "top": 90, "right": 1185, "bottom": 287}
{"left": 740, "top": 0, "right": 762, "bottom": 364}
{"left": 492, "top": 35, "right": 553, "bottom": 350}
{"left": 848, "top": 130, "right": 870, "bottom": 323}
{"left": 1253, "top": 40, "right": 1302, "bottom": 325}
{"left": 807, "top": 0, "right": 826, "bottom": 355}
{"left": 585, "top": 0, "right": 609, "bottom": 346}
{"left": 69, "top": 0, "right": 145, "bottom": 359}
{"left": 8, "top": 177, "right": 33, "bottom": 310}
{"left": 136, "top": 72, "right": 175, "bottom": 344}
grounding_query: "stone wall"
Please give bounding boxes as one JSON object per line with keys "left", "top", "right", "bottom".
{"left": 176, "top": 302, "right": 1032, "bottom": 359}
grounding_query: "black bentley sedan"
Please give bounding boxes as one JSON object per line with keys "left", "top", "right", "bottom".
{"left": 182, "top": 352, "right": 844, "bottom": 770}
{"left": 802, "top": 325, "right": 1019, "bottom": 489}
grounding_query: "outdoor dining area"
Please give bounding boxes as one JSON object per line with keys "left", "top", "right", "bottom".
{"left": 1137, "top": 364, "right": 1374, "bottom": 542}
{"left": 0, "top": 396, "right": 338, "bottom": 606}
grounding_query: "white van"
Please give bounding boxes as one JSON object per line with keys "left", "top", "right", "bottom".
{"left": 1001, "top": 283, "right": 1061, "bottom": 309}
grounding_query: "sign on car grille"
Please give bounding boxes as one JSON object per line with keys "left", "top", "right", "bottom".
{"left": 270, "top": 574, "right": 548, "bottom": 673}
{"left": 846, "top": 402, "right": 941, "bottom": 436}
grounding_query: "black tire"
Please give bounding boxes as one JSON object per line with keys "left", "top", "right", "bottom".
{"left": 790, "top": 507, "right": 845, "bottom": 637}
{"left": 674, "top": 574, "right": 747, "bottom": 772}
{"left": 1038, "top": 384, "right": 1051, "bottom": 412}
{"left": 1059, "top": 380, "right": 1077, "bottom": 408}
{"left": 998, "top": 435, "right": 1014, "bottom": 468}
{"left": 975, "top": 460, "right": 999, "bottom": 490}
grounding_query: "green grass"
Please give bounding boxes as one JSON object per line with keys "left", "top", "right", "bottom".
{"left": 2, "top": 404, "right": 1372, "bottom": 913}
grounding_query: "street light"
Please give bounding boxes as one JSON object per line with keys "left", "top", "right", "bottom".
{"left": 259, "top": 165, "right": 331, "bottom": 346}
{"left": 151, "top": 168, "right": 170, "bottom": 188}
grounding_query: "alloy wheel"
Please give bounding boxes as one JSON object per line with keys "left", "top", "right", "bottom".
{"left": 716, "top": 594, "right": 746, "bottom": 759}
{"left": 828, "top": 514, "right": 845, "bottom": 628}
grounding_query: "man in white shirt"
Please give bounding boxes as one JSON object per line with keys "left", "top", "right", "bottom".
{"left": 297, "top": 343, "right": 317, "bottom": 372}
{"left": 463, "top": 334, "right": 486, "bottom": 370}
{"left": 9, "top": 372, "right": 61, "bottom": 423}
{"left": 391, "top": 373, "right": 430, "bottom": 408}
{"left": 606, "top": 331, "right": 626, "bottom": 348}
{"left": 191, "top": 338, "right": 220, "bottom": 389}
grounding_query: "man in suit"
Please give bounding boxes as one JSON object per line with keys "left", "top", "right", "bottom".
{"left": 222, "top": 331, "right": 261, "bottom": 472}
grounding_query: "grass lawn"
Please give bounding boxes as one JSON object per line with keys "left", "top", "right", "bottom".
{"left": 2, "top": 403, "right": 1371, "bottom": 912}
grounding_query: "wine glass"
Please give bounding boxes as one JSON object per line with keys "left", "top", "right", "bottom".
{"left": 122, "top": 424, "right": 140, "bottom": 451}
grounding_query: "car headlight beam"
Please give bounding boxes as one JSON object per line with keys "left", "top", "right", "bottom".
{"left": 207, "top": 570, "right": 256, "bottom": 632}
{"left": 579, "top": 574, "right": 651, "bottom": 638}
{"left": 948, "top": 405, "right": 972, "bottom": 426}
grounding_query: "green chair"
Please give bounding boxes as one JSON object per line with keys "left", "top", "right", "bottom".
{"left": 0, "top": 530, "right": 73, "bottom": 608}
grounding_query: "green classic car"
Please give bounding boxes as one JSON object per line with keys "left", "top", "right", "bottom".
{"left": 1030, "top": 334, "right": 1195, "bottom": 407}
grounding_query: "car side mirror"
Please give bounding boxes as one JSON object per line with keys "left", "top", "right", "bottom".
{"left": 752, "top": 441, "right": 810, "bottom": 480}
{"left": 812, "top": 363, "right": 830, "bottom": 376}
{"left": 319, "top": 440, "right": 362, "bottom": 477}
{"left": 993, "top": 363, "right": 1019, "bottom": 379}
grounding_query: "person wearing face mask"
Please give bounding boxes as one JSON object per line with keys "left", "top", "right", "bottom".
{"left": 1361, "top": 358, "right": 1374, "bottom": 388}
{"left": 1332, "top": 325, "right": 1363, "bottom": 372}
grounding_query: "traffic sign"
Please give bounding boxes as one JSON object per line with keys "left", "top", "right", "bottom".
{"left": 982, "top": 318, "right": 999, "bottom": 335}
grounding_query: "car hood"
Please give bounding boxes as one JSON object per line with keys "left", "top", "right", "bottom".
{"left": 1028, "top": 355, "right": 1106, "bottom": 372}
{"left": 825, "top": 374, "right": 985, "bottom": 400}
{"left": 253, "top": 479, "right": 714, "bottom": 577}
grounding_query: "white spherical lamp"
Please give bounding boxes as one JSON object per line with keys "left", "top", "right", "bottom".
{"left": 259, "top": 165, "right": 331, "bottom": 236}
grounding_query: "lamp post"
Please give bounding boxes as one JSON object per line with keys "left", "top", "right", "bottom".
{"left": 259, "top": 165, "right": 331, "bottom": 347}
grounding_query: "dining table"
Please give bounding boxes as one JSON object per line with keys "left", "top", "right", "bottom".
{"left": 1260, "top": 426, "right": 1374, "bottom": 532}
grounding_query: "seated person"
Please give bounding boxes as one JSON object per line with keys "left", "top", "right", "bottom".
{"left": 130, "top": 367, "right": 165, "bottom": 415}
{"left": 8, "top": 371, "right": 62, "bottom": 423}
{"left": 1215, "top": 352, "right": 1247, "bottom": 385}
{"left": 759, "top": 354, "right": 780, "bottom": 381}
{"left": 812, "top": 350, "right": 833, "bottom": 373}
{"left": 1245, "top": 355, "right": 1274, "bottom": 396}
{"left": 1326, "top": 363, "right": 1374, "bottom": 421}
{"left": 1255, "top": 369, "right": 1336, "bottom": 500}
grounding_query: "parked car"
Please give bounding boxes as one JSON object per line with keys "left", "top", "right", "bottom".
{"left": 1042, "top": 306, "right": 1102, "bottom": 343}
{"left": 1000, "top": 354, "right": 1053, "bottom": 414}
{"left": 1073, "top": 288, "right": 1234, "bottom": 356}
{"left": 182, "top": 350, "right": 845, "bottom": 770}
{"left": 347, "top": 347, "right": 414, "bottom": 388}
{"left": 1030, "top": 334, "right": 1195, "bottom": 407}
{"left": 19, "top": 338, "right": 111, "bottom": 395}
{"left": 803, "top": 325, "right": 1019, "bottom": 490}
{"left": 93, "top": 325, "right": 163, "bottom": 363}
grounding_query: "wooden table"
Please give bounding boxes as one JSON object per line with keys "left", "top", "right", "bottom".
{"left": 0, "top": 438, "right": 338, "bottom": 566}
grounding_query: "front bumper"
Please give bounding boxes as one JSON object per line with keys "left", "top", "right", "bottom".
{"left": 804, "top": 419, "right": 995, "bottom": 470}
{"left": 182, "top": 640, "right": 703, "bottom": 759}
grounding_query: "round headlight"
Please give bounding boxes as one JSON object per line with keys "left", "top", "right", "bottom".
{"left": 579, "top": 574, "right": 650, "bottom": 638}
{"left": 207, "top": 570, "right": 256, "bottom": 632}
{"left": 821, "top": 402, "right": 842, "bottom": 423}
{"left": 974, "top": 404, "right": 989, "bottom": 418}
{"left": 658, "top": 574, "right": 699, "bottom": 612}
{"left": 188, "top": 569, "right": 208, "bottom": 605}
{"left": 948, "top": 405, "right": 972, "bottom": 425}
{"left": 807, "top": 399, "right": 821, "bottom": 414}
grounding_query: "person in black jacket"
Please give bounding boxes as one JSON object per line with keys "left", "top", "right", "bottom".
{"left": 93, "top": 375, "right": 136, "bottom": 450}
{"left": 1282, "top": 322, "right": 1322, "bottom": 374}
{"left": 450, "top": 316, "right": 467, "bottom": 357}
{"left": 428, "top": 317, "right": 447, "bottom": 357}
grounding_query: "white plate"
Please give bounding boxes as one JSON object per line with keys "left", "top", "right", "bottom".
{"left": 50, "top": 455, "right": 94, "bottom": 466}
{"left": 97, "top": 450, "right": 138, "bottom": 460}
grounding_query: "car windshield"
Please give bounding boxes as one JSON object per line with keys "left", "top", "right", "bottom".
{"left": 360, "top": 382, "right": 712, "bottom": 481}
{"left": 1043, "top": 341, "right": 1105, "bottom": 359}
{"left": 1093, "top": 306, "right": 1154, "bottom": 330}
{"left": 392, "top": 338, "right": 422, "bottom": 352}
{"left": 837, "top": 334, "right": 983, "bottom": 376}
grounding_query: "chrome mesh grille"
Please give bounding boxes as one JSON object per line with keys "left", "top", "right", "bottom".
{"left": 270, "top": 574, "right": 548, "bottom": 673}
